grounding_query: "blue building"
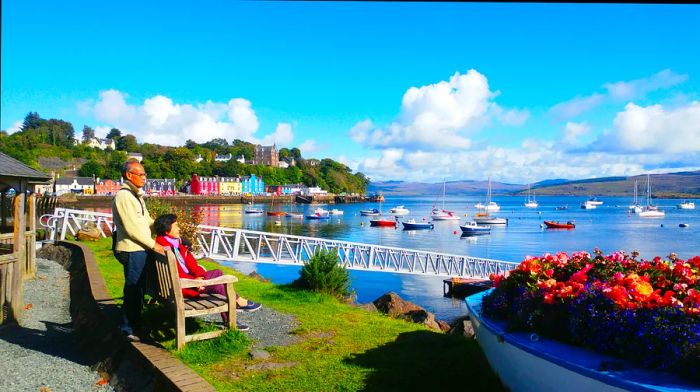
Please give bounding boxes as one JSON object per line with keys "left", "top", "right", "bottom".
{"left": 241, "top": 174, "right": 265, "bottom": 195}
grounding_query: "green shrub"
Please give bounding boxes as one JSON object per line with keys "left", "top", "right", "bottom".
{"left": 296, "top": 248, "right": 350, "bottom": 298}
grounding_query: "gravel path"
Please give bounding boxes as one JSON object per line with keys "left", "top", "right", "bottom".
{"left": 0, "top": 258, "right": 114, "bottom": 392}
{"left": 203, "top": 303, "right": 300, "bottom": 349}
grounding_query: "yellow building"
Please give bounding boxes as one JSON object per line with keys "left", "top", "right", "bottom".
{"left": 218, "top": 177, "right": 241, "bottom": 195}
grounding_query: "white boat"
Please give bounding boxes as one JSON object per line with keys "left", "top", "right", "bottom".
{"left": 586, "top": 197, "right": 604, "bottom": 206}
{"left": 580, "top": 200, "right": 597, "bottom": 210}
{"left": 524, "top": 184, "right": 538, "bottom": 208}
{"left": 329, "top": 208, "right": 344, "bottom": 215}
{"left": 431, "top": 180, "right": 461, "bottom": 220}
{"left": 475, "top": 178, "right": 500, "bottom": 212}
{"left": 628, "top": 180, "right": 643, "bottom": 213}
{"left": 473, "top": 214, "right": 508, "bottom": 225}
{"left": 678, "top": 200, "right": 696, "bottom": 210}
{"left": 306, "top": 207, "right": 330, "bottom": 219}
{"left": 359, "top": 208, "right": 381, "bottom": 216}
{"left": 639, "top": 174, "right": 664, "bottom": 218}
{"left": 389, "top": 205, "right": 410, "bottom": 216}
{"left": 466, "top": 290, "right": 697, "bottom": 392}
{"left": 244, "top": 193, "right": 264, "bottom": 214}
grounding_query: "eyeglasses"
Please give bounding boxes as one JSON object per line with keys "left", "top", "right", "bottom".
{"left": 129, "top": 171, "right": 147, "bottom": 178}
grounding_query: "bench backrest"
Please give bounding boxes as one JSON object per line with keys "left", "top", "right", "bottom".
{"left": 153, "top": 249, "right": 184, "bottom": 306}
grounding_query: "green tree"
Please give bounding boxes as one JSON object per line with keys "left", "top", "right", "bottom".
{"left": 78, "top": 159, "right": 105, "bottom": 177}
{"left": 116, "top": 134, "right": 138, "bottom": 151}
{"left": 81, "top": 125, "right": 96, "bottom": 143}
{"left": 106, "top": 128, "right": 122, "bottom": 140}
{"left": 22, "top": 112, "right": 42, "bottom": 131}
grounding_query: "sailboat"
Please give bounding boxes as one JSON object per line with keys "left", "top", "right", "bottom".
{"left": 475, "top": 177, "right": 500, "bottom": 212}
{"left": 370, "top": 198, "right": 398, "bottom": 227}
{"left": 244, "top": 193, "right": 264, "bottom": 214}
{"left": 628, "top": 180, "right": 643, "bottom": 213}
{"left": 285, "top": 197, "right": 303, "bottom": 218}
{"left": 431, "top": 180, "right": 460, "bottom": 220}
{"left": 524, "top": 184, "right": 538, "bottom": 208}
{"left": 639, "top": 174, "right": 665, "bottom": 218}
{"left": 267, "top": 193, "right": 286, "bottom": 216}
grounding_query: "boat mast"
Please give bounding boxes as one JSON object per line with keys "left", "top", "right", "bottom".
{"left": 442, "top": 179, "right": 446, "bottom": 210}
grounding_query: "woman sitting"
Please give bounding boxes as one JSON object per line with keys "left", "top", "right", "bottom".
{"left": 154, "top": 214, "right": 261, "bottom": 331}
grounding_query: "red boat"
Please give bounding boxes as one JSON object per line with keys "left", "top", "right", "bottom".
{"left": 544, "top": 220, "right": 575, "bottom": 229}
{"left": 369, "top": 219, "right": 398, "bottom": 228}
{"left": 266, "top": 211, "right": 286, "bottom": 216}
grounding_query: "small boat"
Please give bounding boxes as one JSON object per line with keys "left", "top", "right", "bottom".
{"left": 389, "top": 205, "right": 410, "bottom": 216}
{"left": 245, "top": 207, "right": 264, "bottom": 214}
{"left": 306, "top": 207, "right": 330, "bottom": 220}
{"left": 679, "top": 223, "right": 689, "bottom": 228}
{"left": 473, "top": 214, "right": 508, "bottom": 225}
{"left": 460, "top": 221, "right": 491, "bottom": 235}
{"left": 402, "top": 219, "right": 434, "bottom": 230}
{"left": 580, "top": 201, "right": 597, "bottom": 210}
{"left": 678, "top": 200, "right": 696, "bottom": 210}
{"left": 360, "top": 208, "right": 381, "bottom": 216}
{"left": 586, "top": 197, "right": 604, "bottom": 206}
{"left": 524, "top": 184, "right": 538, "bottom": 208}
{"left": 369, "top": 218, "right": 398, "bottom": 227}
{"left": 431, "top": 180, "right": 461, "bottom": 220}
{"left": 329, "top": 208, "right": 344, "bottom": 215}
{"left": 555, "top": 206, "right": 568, "bottom": 211}
{"left": 475, "top": 178, "right": 501, "bottom": 212}
{"left": 285, "top": 212, "right": 304, "bottom": 218}
{"left": 267, "top": 211, "right": 286, "bottom": 216}
{"left": 628, "top": 180, "right": 643, "bottom": 213}
{"left": 639, "top": 174, "right": 665, "bottom": 218}
{"left": 544, "top": 220, "right": 575, "bottom": 229}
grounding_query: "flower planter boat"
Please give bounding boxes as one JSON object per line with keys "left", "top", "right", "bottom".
{"left": 466, "top": 290, "right": 698, "bottom": 392}
{"left": 543, "top": 220, "right": 575, "bottom": 229}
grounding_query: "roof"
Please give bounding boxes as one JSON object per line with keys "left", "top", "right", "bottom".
{"left": 0, "top": 152, "right": 52, "bottom": 181}
{"left": 56, "top": 177, "right": 94, "bottom": 186}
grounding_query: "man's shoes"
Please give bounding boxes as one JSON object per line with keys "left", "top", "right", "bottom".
{"left": 237, "top": 301, "right": 262, "bottom": 313}
{"left": 236, "top": 322, "right": 250, "bottom": 332}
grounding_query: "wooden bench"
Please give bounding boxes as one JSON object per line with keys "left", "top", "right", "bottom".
{"left": 153, "top": 249, "right": 238, "bottom": 349}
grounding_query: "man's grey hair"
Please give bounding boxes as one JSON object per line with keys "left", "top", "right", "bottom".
{"left": 121, "top": 158, "right": 143, "bottom": 178}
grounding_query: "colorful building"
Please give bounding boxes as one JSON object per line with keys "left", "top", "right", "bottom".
{"left": 95, "top": 178, "right": 122, "bottom": 195}
{"left": 218, "top": 177, "right": 242, "bottom": 195}
{"left": 144, "top": 178, "right": 177, "bottom": 196}
{"left": 55, "top": 177, "right": 95, "bottom": 195}
{"left": 241, "top": 174, "right": 265, "bottom": 195}
{"left": 191, "top": 174, "right": 265, "bottom": 195}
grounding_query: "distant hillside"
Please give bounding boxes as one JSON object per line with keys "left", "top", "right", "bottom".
{"left": 531, "top": 171, "right": 700, "bottom": 197}
{"left": 367, "top": 180, "right": 524, "bottom": 196}
{"left": 368, "top": 171, "right": 700, "bottom": 197}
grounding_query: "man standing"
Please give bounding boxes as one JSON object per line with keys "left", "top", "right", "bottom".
{"left": 112, "top": 158, "right": 165, "bottom": 342}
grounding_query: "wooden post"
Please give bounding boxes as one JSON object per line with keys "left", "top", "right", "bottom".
{"left": 10, "top": 194, "right": 26, "bottom": 322}
{"left": 0, "top": 191, "right": 6, "bottom": 232}
{"left": 25, "top": 194, "right": 36, "bottom": 279}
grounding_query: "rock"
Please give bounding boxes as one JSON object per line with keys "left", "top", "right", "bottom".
{"left": 462, "top": 319, "right": 475, "bottom": 338}
{"left": 37, "top": 244, "right": 73, "bottom": 268}
{"left": 405, "top": 309, "right": 440, "bottom": 331}
{"left": 447, "top": 316, "right": 475, "bottom": 338}
{"left": 373, "top": 292, "right": 423, "bottom": 317}
{"left": 248, "top": 272, "right": 270, "bottom": 282}
{"left": 77, "top": 222, "right": 101, "bottom": 241}
{"left": 358, "top": 302, "right": 378, "bottom": 313}
{"left": 249, "top": 349, "right": 271, "bottom": 360}
{"left": 437, "top": 320, "right": 451, "bottom": 332}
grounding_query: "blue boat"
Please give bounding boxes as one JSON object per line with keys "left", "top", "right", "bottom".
{"left": 459, "top": 221, "right": 491, "bottom": 235}
{"left": 401, "top": 219, "right": 434, "bottom": 230}
{"left": 360, "top": 208, "right": 380, "bottom": 216}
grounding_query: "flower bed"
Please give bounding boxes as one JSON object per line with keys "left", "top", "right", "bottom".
{"left": 483, "top": 249, "right": 700, "bottom": 385}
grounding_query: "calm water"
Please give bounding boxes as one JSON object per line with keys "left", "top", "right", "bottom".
{"left": 97, "top": 195, "right": 700, "bottom": 322}
{"left": 190, "top": 195, "right": 700, "bottom": 322}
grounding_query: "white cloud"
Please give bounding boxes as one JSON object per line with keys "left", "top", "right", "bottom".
{"left": 563, "top": 122, "right": 591, "bottom": 144}
{"left": 604, "top": 69, "right": 688, "bottom": 101}
{"left": 349, "top": 69, "right": 524, "bottom": 151}
{"left": 87, "top": 89, "right": 292, "bottom": 147}
{"left": 608, "top": 101, "right": 700, "bottom": 153}
{"left": 548, "top": 94, "right": 605, "bottom": 120}
{"left": 4, "top": 120, "right": 23, "bottom": 134}
{"left": 299, "top": 139, "right": 318, "bottom": 154}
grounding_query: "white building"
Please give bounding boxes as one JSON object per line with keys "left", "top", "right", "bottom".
{"left": 54, "top": 177, "right": 95, "bottom": 196}
{"left": 236, "top": 155, "right": 245, "bottom": 164}
{"left": 127, "top": 152, "right": 143, "bottom": 163}
{"left": 302, "top": 186, "right": 328, "bottom": 196}
{"left": 215, "top": 153, "right": 232, "bottom": 162}
{"left": 84, "top": 137, "right": 116, "bottom": 150}
{"left": 194, "top": 154, "right": 204, "bottom": 163}
{"left": 278, "top": 161, "right": 289, "bottom": 169}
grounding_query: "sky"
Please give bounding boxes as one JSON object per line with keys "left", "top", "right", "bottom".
{"left": 2, "top": 1, "right": 700, "bottom": 184}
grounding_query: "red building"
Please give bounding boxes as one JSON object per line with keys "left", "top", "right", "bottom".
{"left": 190, "top": 175, "right": 221, "bottom": 195}
{"left": 95, "top": 179, "right": 121, "bottom": 195}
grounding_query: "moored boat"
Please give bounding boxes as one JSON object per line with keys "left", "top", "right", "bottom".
{"left": 524, "top": 184, "right": 538, "bottom": 208}
{"left": 431, "top": 180, "right": 461, "bottom": 220}
{"left": 586, "top": 197, "right": 603, "bottom": 205}
{"left": 460, "top": 221, "right": 491, "bottom": 235}
{"left": 473, "top": 214, "right": 508, "bottom": 225}
{"left": 369, "top": 218, "right": 397, "bottom": 227}
{"left": 244, "top": 207, "right": 264, "bottom": 214}
{"left": 580, "top": 200, "right": 597, "bottom": 209}
{"left": 401, "top": 219, "right": 434, "bottom": 230}
{"left": 329, "top": 208, "right": 344, "bottom": 215}
{"left": 389, "top": 205, "right": 410, "bottom": 216}
{"left": 555, "top": 205, "right": 568, "bottom": 211}
{"left": 543, "top": 220, "right": 575, "bottom": 229}
{"left": 306, "top": 207, "right": 330, "bottom": 220}
{"left": 360, "top": 208, "right": 381, "bottom": 216}
{"left": 639, "top": 174, "right": 665, "bottom": 218}
{"left": 678, "top": 200, "right": 696, "bottom": 210}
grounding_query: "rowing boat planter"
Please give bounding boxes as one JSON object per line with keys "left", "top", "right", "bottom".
{"left": 466, "top": 290, "right": 697, "bottom": 392}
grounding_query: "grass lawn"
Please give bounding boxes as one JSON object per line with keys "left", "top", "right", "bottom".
{"left": 82, "top": 238, "right": 504, "bottom": 391}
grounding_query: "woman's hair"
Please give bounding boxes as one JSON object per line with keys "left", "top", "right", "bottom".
{"left": 154, "top": 213, "right": 178, "bottom": 236}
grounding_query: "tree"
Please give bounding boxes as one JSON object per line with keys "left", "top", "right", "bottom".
{"left": 185, "top": 139, "right": 197, "bottom": 149}
{"left": 78, "top": 159, "right": 104, "bottom": 177}
{"left": 116, "top": 134, "right": 138, "bottom": 151}
{"left": 106, "top": 128, "right": 122, "bottom": 140}
{"left": 81, "top": 125, "right": 96, "bottom": 143}
{"left": 22, "top": 112, "right": 42, "bottom": 131}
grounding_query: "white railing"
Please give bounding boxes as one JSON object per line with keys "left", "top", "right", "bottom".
{"left": 41, "top": 208, "right": 518, "bottom": 279}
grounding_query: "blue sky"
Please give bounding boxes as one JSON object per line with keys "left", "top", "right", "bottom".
{"left": 2, "top": 2, "right": 699, "bottom": 183}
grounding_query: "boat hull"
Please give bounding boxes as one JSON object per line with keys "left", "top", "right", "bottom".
{"left": 266, "top": 211, "right": 286, "bottom": 216}
{"left": 543, "top": 221, "right": 575, "bottom": 229}
{"left": 369, "top": 219, "right": 397, "bottom": 227}
{"left": 459, "top": 226, "right": 491, "bottom": 235}
{"left": 473, "top": 217, "right": 508, "bottom": 225}
{"left": 402, "top": 222, "right": 433, "bottom": 230}
{"left": 466, "top": 290, "right": 695, "bottom": 392}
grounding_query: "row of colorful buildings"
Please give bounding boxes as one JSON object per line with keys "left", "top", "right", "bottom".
{"left": 43, "top": 174, "right": 328, "bottom": 197}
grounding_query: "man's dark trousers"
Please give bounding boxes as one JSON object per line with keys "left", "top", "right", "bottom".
{"left": 116, "top": 250, "right": 148, "bottom": 335}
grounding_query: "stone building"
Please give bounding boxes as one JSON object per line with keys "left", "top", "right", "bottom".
{"left": 253, "top": 144, "right": 278, "bottom": 167}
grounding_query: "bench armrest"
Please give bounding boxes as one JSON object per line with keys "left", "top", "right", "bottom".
{"left": 180, "top": 275, "right": 238, "bottom": 289}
